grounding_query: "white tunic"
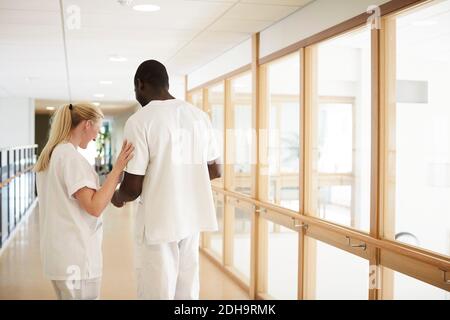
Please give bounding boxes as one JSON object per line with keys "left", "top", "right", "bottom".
{"left": 124, "top": 99, "right": 219, "bottom": 245}
{"left": 36, "top": 143, "right": 103, "bottom": 280}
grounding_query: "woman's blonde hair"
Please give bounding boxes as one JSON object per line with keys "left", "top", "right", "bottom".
{"left": 35, "top": 103, "right": 104, "bottom": 172}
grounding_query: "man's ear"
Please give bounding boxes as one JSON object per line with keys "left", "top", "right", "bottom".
{"left": 137, "top": 78, "right": 144, "bottom": 91}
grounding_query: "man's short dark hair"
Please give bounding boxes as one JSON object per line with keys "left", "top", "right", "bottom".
{"left": 134, "top": 60, "right": 169, "bottom": 89}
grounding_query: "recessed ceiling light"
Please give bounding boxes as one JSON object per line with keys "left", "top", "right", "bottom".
{"left": 133, "top": 4, "right": 160, "bottom": 12}
{"left": 118, "top": 0, "right": 133, "bottom": 6}
{"left": 99, "top": 80, "right": 113, "bottom": 85}
{"left": 93, "top": 93, "right": 105, "bottom": 98}
{"left": 412, "top": 20, "right": 438, "bottom": 27}
{"left": 46, "top": 106, "right": 55, "bottom": 111}
{"left": 26, "top": 76, "right": 40, "bottom": 82}
{"left": 109, "top": 55, "right": 127, "bottom": 62}
{"left": 92, "top": 102, "right": 101, "bottom": 107}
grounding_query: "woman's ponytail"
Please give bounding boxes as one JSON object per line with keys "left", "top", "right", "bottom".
{"left": 34, "top": 103, "right": 103, "bottom": 172}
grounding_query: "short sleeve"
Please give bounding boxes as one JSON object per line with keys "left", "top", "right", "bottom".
{"left": 205, "top": 114, "right": 220, "bottom": 162}
{"left": 123, "top": 117, "right": 150, "bottom": 176}
{"left": 63, "top": 156, "right": 98, "bottom": 200}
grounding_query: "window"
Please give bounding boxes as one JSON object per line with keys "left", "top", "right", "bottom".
{"left": 231, "top": 204, "right": 252, "bottom": 282}
{"left": 188, "top": 89, "right": 203, "bottom": 110}
{"left": 384, "top": 0, "right": 450, "bottom": 257}
{"left": 309, "top": 26, "right": 372, "bottom": 232}
{"left": 266, "top": 53, "right": 301, "bottom": 211}
{"left": 207, "top": 83, "right": 225, "bottom": 188}
{"left": 305, "top": 237, "right": 369, "bottom": 299}
{"left": 230, "top": 73, "right": 254, "bottom": 196}
{"left": 383, "top": 267, "right": 450, "bottom": 300}
{"left": 267, "top": 221, "right": 298, "bottom": 299}
{"left": 209, "top": 193, "right": 224, "bottom": 259}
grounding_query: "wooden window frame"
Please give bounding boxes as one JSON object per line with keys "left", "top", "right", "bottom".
{"left": 186, "top": 0, "right": 449, "bottom": 300}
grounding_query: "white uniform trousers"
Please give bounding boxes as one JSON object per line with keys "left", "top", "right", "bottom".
{"left": 135, "top": 233, "right": 200, "bottom": 300}
{"left": 51, "top": 277, "right": 101, "bottom": 300}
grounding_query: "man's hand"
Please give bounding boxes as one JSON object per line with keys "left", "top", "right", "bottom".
{"left": 207, "top": 159, "right": 222, "bottom": 180}
{"left": 111, "top": 190, "right": 124, "bottom": 208}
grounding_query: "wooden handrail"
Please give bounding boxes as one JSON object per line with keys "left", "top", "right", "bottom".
{"left": 211, "top": 185, "right": 450, "bottom": 270}
{"left": 0, "top": 165, "right": 35, "bottom": 189}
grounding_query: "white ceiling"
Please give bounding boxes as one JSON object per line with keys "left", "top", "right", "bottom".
{"left": 0, "top": 0, "right": 314, "bottom": 109}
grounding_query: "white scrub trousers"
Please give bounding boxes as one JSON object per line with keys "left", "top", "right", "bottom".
{"left": 51, "top": 278, "right": 101, "bottom": 300}
{"left": 135, "top": 233, "right": 200, "bottom": 300}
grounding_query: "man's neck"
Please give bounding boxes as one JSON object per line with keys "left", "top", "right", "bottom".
{"left": 143, "top": 93, "right": 176, "bottom": 107}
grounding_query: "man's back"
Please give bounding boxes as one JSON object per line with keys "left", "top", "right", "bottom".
{"left": 124, "top": 99, "right": 219, "bottom": 244}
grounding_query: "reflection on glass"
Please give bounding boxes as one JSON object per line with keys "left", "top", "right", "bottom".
{"left": 208, "top": 83, "right": 225, "bottom": 187}
{"left": 267, "top": 221, "right": 298, "bottom": 299}
{"left": 231, "top": 73, "right": 254, "bottom": 196}
{"left": 189, "top": 90, "right": 203, "bottom": 109}
{"left": 384, "top": 267, "right": 450, "bottom": 300}
{"left": 232, "top": 206, "right": 251, "bottom": 282}
{"left": 308, "top": 237, "right": 369, "bottom": 299}
{"left": 388, "top": 0, "right": 450, "bottom": 256}
{"left": 210, "top": 194, "right": 224, "bottom": 258}
{"left": 311, "top": 26, "right": 372, "bottom": 232}
{"left": 267, "top": 53, "right": 300, "bottom": 211}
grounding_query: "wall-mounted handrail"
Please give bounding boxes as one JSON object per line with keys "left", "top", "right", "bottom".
{"left": 0, "top": 165, "right": 35, "bottom": 189}
{"left": 211, "top": 185, "right": 450, "bottom": 271}
{"left": 0, "top": 145, "right": 38, "bottom": 248}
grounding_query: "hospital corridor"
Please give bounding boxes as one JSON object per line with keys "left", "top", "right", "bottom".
{"left": 0, "top": 203, "right": 249, "bottom": 299}
{"left": 0, "top": 0, "right": 449, "bottom": 302}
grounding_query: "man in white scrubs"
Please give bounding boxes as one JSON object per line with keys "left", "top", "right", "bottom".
{"left": 111, "top": 60, "right": 221, "bottom": 300}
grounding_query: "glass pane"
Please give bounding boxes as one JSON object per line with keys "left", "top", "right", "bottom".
{"left": 267, "top": 221, "right": 298, "bottom": 299}
{"left": 384, "top": 267, "right": 450, "bottom": 300}
{"left": 231, "top": 73, "right": 254, "bottom": 196}
{"left": 209, "top": 194, "right": 224, "bottom": 259}
{"left": 232, "top": 205, "right": 251, "bottom": 282}
{"left": 208, "top": 83, "right": 225, "bottom": 188}
{"left": 306, "top": 237, "right": 369, "bottom": 299}
{"left": 189, "top": 90, "right": 203, "bottom": 109}
{"left": 387, "top": 0, "right": 450, "bottom": 256}
{"left": 267, "top": 53, "right": 301, "bottom": 211}
{"left": 310, "top": 26, "right": 372, "bottom": 232}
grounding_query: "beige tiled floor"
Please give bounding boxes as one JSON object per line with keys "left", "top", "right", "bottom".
{"left": 0, "top": 202, "right": 249, "bottom": 300}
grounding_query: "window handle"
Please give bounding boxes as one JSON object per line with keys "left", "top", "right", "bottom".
{"left": 346, "top": 236, "right": 367, "bottom": 251}
{"left": 293, "top": 219, "right": 308, "bottom": 230}
{"left": 442, "top": 270, "right": 450, "bottom": 284}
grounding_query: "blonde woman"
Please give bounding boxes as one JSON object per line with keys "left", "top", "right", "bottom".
{"left": 35, "top": 103, "right": 134, "bottom": 300}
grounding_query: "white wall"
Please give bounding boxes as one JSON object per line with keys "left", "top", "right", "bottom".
{"left": 187, "top": 0, "right": 391, "bottom": 87}
{"left": 0, "top": 98, "right": 35, "bottom": 148}
{"left": 260, "top": 0, "right": 390, "bottom": 59}
{"left": 188, "top": 39, "right": 251, "bottom": 90}
{"left": 169, "top": 74, "right": 186, "bottom": 100}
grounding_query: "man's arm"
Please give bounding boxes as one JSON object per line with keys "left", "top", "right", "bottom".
{"left": 111, "top": 172, "right": 145, "bottom": 207}
{"left": 207, "top": 159, "right": 222, "bottom": 181}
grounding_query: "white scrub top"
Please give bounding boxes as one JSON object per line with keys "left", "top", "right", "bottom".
{"left": 124, "top": 99, "right": 219, "bottom": 245}
{"left": 36, "top": 143, "right": 103, "bottom": 280}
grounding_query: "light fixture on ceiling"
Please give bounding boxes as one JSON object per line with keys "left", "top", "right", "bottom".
{"left": 109, "top": 55, "right": 127, "bottom": 62}
{"left": 93, "top": 93, "right": 105, "bottom": 98}
{"left": 92, "top": 102, "right": 101, "bottom": 107}
{"left": 46, "top": 106, "right": 55, "bottom": 111}
{"left": 133, "top": 4, "right": 160, "bottom": 12}
{"left": 99, "top": 80, "right": 113, "bottom": 85}
{"left": 412, "top": 20, "right": 438, "bottom": 27}
{"left": 118, "top": 0, "right": 133, "bottom": 6}
{"left": 26, "top": 76, "right": 40, "bottom": 82}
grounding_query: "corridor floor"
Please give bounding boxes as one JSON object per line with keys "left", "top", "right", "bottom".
{"left": 0, "top": 202, "right": 249, "bottom": 300}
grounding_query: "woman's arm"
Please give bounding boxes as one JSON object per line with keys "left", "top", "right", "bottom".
{"left": 74, "top": 141, "right": 134, "bottom": 217}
